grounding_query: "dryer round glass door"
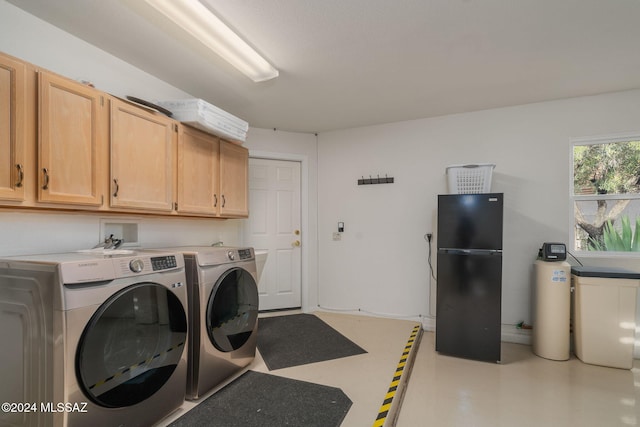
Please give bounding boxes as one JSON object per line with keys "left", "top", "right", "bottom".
{"left": 206, "top": 267, "right": 259, "bottom": 352}
{"left": 76, "top": 283, "right": 187, "bottom": 408}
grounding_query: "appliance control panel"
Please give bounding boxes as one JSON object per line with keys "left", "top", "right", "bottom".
{"left": 225, "top": 248, "right": 253, "bottom": 261}
{"left": 113, "top": 254, "right": 181, "bottom": 277}
{"left": 52, "top": 251, "right": 184, "bottom": 283}
{"left": 151, "top": 255, "right": 178, "bottom": 271}
{"left": 192, "top": 247, "right": 255, "bottom": 265}
{"left": 238, "top": 248, "right": 252, "bottom": 260}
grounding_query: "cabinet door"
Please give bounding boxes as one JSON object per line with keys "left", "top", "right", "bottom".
{"left": 219, "top": 141, "right": 248, "bottom": 217}
{"left": 177, "top": 125, "right": 219, "bottom": 215}
{"left": 0, "top": 53, "right": 27, "bottom": 201}
{"left": 38, "top": 71, "right": 104, "bottom": 206}
{"left": 110, "top": 98, "right": 175, "bottom": 212}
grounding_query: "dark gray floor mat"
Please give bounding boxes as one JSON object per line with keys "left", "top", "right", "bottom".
{"left": 257, "top": 313, "right": 367, "bottom": 370}
{"left": 168, "top": 370, "right": 352, "bottom": 427}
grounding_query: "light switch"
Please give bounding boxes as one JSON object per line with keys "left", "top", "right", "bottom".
{"left": 338, "top": 222, "right": 344, "bottom": 232}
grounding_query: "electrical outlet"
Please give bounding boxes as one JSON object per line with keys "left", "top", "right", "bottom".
{"left": 332, "top": 232, "right": 342, "bottom": 241}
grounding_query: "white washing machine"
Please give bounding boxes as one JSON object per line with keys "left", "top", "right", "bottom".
{"left": 0, "top": 250, "right": 189, "bottom": 427}
{"left": 158, "top": 246, "right": 259, "bottom": 400}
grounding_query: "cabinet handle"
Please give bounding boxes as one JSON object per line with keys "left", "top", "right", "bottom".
{"left": 113, "top": 179, "right": 119, "bottom": 197}
{"left": 221, "top": 194, "right": 226, "bottom": 208}
{"left": 42, "top": 168, "right": 49, "bottom": 190}
{"left": 214, "top": 194, "right": 218, "bottom": 207}
{"left": 15, "top": 164, "right": 24, "bottom": 188}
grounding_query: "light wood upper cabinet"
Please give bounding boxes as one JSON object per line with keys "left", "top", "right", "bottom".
{"left": 0, "top": 53, "right": 29, "bottom": 202}
{"left": 219, "top": 141, "right": 249, "bottom": 217}
{"left": 110, "top": 97, "right": 176, "bottom": 212}
{"left": 176, "top": 125, "right": 248, "bottom": 218}
{"left": 38, "top": 71, "right": 105, "bottom": 206}
{"left": 177, "top": 125, "right": 220, "bottom": 215}
{"left": 0, "top": 50, "right": 249, "bottom": 218}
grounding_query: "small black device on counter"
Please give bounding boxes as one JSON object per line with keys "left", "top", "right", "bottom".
{"left": 539, "top": 242, "right": 567, "bottom": 261}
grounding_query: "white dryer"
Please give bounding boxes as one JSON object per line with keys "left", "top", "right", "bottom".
{"left": 0, "top": 250, "right": 189, "bottom": 427}
{"left": 158, "top": 246, "right": 259, "bottom": 400}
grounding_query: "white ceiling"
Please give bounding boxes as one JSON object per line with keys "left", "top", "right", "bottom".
{"left": 8, "top": 0, "right": 640, "bottom": 133}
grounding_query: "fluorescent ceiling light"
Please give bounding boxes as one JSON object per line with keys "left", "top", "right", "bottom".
{"left": 145, "top": 0, "right": 279, "bottom": 82}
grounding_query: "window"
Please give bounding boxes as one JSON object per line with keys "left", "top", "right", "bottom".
{"left": 571, "top": 135, "right": 640, "bottom": 254}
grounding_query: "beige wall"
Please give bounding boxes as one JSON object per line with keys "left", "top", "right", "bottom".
{"left": 317, "top": 90, "right": 640, "bottom": 336}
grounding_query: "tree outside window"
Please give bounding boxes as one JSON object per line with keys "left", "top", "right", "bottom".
{"left": 572, "top": 137, "right": 640, "bottom": 253}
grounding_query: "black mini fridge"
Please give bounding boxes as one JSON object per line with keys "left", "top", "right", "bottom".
{"left": 436, "top": 193, "right": 503, "bottom": 362}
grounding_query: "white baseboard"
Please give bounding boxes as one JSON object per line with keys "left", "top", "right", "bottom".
{"left": 422, "top": 320, "right": 532, "bottom": 346}
{"left": 421, "top": 316, "right": 436, "bottom": 332}
{"left": 421, "top": 320, "right": 640, "bottom": 360}
{"left": 501, "top": 324, "right": 532, "bottom": 345}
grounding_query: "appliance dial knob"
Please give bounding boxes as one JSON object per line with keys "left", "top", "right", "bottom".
{"left": 129, "top": 259, "right": 144, "bottom": 273}
{"left": 227, "top": 250, "right": 235, "bottom": 261}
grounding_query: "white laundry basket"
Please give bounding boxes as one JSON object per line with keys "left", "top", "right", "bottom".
{"left": 446, "top": 164, "right": 495, "bottom": 194}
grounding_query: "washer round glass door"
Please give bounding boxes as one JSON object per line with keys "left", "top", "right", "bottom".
{"left": 76, "top": 283, "right": 187, "bottom": 408}
{"left": 206, "top": 267, "right": 259, "bottom": 352}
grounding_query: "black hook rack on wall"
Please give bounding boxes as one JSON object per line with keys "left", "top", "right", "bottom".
{"left": 358, "top": 175, "right": 394, "bottom": 185}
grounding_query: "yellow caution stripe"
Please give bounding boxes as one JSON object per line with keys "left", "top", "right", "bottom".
{"left": 373, "top": 324, "right": 421, "bottom": 427}
{"left": 88, "top": 341, "right": 185, "bottom": 390}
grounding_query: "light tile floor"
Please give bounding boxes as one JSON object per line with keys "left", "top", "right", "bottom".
{"left": 157, "top": 311, "right": 418, "bottom": 426}
{"left": 160, "top": 312, "right": 640, "bottom": 426}
{"left": 399, "top": 331, "right": 640, "bottom": 427}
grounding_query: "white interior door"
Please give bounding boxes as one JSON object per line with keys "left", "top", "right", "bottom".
{"left": 244, "top": 158, "right": 301, "bottom": 311}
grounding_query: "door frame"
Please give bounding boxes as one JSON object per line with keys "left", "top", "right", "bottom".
{"left": 244, "top": 150, "right": 310, "bottom": 312}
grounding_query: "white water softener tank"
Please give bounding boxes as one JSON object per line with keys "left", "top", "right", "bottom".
{"left": 532, "top": 259, "right": 572, "bottom": 360}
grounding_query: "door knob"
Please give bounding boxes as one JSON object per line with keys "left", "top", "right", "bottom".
{"left": 292, "top": 240, "right": 301, "bottom": 247}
